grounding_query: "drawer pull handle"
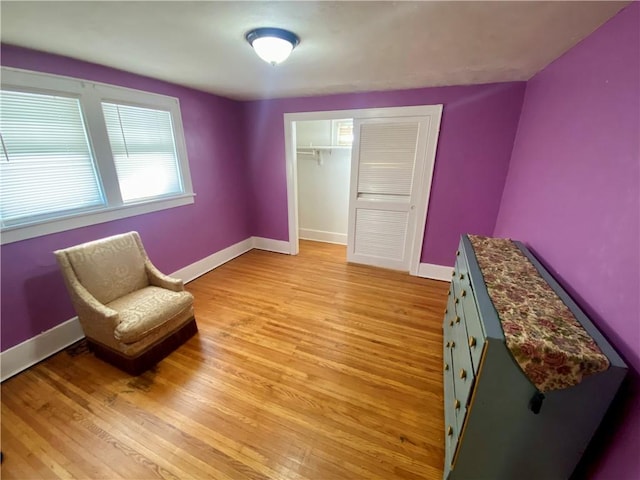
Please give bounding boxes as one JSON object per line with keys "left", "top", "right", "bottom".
{"left": 445, "top": 308, "right": 448, "bottom": 314}
{"left": 449, "top": 320, "right": 454, "bottom": 327}
{"left": 459, "top": 369, "right": 467, "bottom": 379}
{"left": 445, "top": 341, "right": 450, "bottom": 348}
{"left": 461, "top": 289, "right": 467, "bottom": 297}
{"left": 452, "top": 270, "right": 456, "bottom": 277}
{"left": 444, "top": 363, "right": 449, "bottom": 371}
{"left": 447, "top": 426, "right": 453, "bottom": 436}
{"left": 454, "top": 399, "right": 460, "bottom": 410}
{"left": 468, "top": 336, "right": 477, "bottom": 348}
{"left": 456, "top": 250, "right": 460, "bottom": 256}
{"left": 455, "top": 298, "right": 460, "bottom": 304}
{"left": 459, "top": 273, "right": 464, "bottom": 280}
{"left": 450, "top": 341, "right": 456, "bottom": 349}
{"left": 455, "top": 316, "right": 461, "bottom": 324}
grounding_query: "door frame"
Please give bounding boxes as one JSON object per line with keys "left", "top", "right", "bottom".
{"left": 283, "top": 104, "right": 442, "bottom": 276}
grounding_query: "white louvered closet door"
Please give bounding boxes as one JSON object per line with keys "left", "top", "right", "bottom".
{"left": 347, "top": 116, "right": 430, "bottom": 271}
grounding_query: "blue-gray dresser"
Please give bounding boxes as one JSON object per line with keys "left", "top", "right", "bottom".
{"left": 443, "top": 235, "right": 627, "bottom": 480}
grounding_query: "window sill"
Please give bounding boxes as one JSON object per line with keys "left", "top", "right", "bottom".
{"left": 1, "top": 193, "right": 195, "bottom": 245}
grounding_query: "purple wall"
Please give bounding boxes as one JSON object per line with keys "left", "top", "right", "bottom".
{"left": 243, "top": 82, "right": 525, "bottom": 266}
{"left": 1, "top": 45, "right": 252, "bottom": 351}
{"left": 493, "top": 3, "right": 640, "bottom": 478}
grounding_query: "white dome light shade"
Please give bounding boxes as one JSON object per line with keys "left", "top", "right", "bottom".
{"left": 252, "top": 37, "right": 294, "bottom": 65}
{"left": 246, "top": 28, "right": 300, "bottom": 66}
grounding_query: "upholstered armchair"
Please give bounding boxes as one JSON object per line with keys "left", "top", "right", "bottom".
{"left": 55, "top": 231, "right": 197, "bottom": 375}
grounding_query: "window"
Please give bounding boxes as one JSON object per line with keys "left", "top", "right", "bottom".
{"left": 102, "top": 103, "right": 182, "bottom": 202}
{"left": 332, "top": 119, "right": 354, "bottom": 146}
{"left": 0, "top": 67, "right": 194, "bottom": 244}
{"left": 1, "top": 90, "right": 104, "bottom": 226}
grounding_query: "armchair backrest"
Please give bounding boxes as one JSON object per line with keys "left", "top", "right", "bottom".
{"left": 55, "top": 231, "right": 149, "bottom": 304}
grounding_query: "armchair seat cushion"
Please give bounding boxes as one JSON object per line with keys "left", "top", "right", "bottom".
{"left": 110, "top": 286, "right": 194, "bottom": 344}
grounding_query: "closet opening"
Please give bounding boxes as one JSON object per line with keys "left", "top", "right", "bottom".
{"left": 293, "top": 118, "right": 353, "bottom": 249}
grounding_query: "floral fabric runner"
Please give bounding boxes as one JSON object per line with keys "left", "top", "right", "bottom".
{"left": 468, "top": 235, "right": 609, "bottom": 392}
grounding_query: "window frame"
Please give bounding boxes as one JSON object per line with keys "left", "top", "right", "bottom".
{"left": 0, "top": 67, "right": 194, "bottom": 245}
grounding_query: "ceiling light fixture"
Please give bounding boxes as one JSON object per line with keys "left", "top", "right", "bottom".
{"left": 246, "top": 27, "right": 300, "bottom": 66}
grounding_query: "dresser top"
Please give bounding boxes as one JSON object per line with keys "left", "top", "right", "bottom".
{"left": 467, "top": 235, "right": 610, "bottom": 392}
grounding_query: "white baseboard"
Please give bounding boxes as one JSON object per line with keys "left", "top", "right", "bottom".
{"left": 172, "top": 238, "right": 254, "bottom": 283}
{"left": 1, "top": 316, "right": 84, "bottom": 382}
{"left": 252, "top": 236, "right": 291, "bottom": 254}
{"left": 299, "top": 228, "right": 347, "bottom": 245}
{"left": 418, "top": 263, "right": 453, "bottom": 282}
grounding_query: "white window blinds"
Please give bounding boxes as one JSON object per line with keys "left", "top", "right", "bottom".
{"left": 102, "top": 102, "right": 182, "bottom": 202}
{"left": 0, "top": 90, "right": 104, "bottom": 227}
{"left": 335, "top": 120, "right": 354, "bottom": 146}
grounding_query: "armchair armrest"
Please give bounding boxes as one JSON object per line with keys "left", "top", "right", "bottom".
{"left": 54, "top": 251, "right": 119, "bottom": 340}
{"left": 72, "top": 278, "right": 119, "bottom": 321}
{"left": 145, "top": 261, "right": 184, "bottom": 292}
{"left": 66, "top": 274, "right": 122, "bottom": 344}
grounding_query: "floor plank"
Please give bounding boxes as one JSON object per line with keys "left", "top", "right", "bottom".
{"left": 1, "top": 240, "right": 449, "bottom": 479}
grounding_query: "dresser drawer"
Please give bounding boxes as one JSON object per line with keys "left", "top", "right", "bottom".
{"left": 443, "top": 287, "right": 457, "bottom": 346}
{"left": 444, "top": 405, "right": 459, "bottom": 471}
{"left": 460, "top": 295, "right": 485, "bottom": 372}
{"left": 450, "top": 393, "right": 468, "bottom": 435}
{"left": 454, "top": 243, "right": 486, "bottom": 373}
{"left": 443, "top": 339, "right": 458, "bottom": 471}
{"left": 443, "top": 352, "right": 455, "bottom": 431}
{"left": 450, "top": 342, "right": 474, "bottom": 408}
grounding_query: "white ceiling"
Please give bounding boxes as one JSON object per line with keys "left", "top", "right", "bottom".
{"left": 1, "top": 1, "right": 629, "bottom": 100}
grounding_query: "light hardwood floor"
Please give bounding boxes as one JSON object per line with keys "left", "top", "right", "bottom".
{"left": 1, "top": 240, "right": 449, "bottom": 479}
